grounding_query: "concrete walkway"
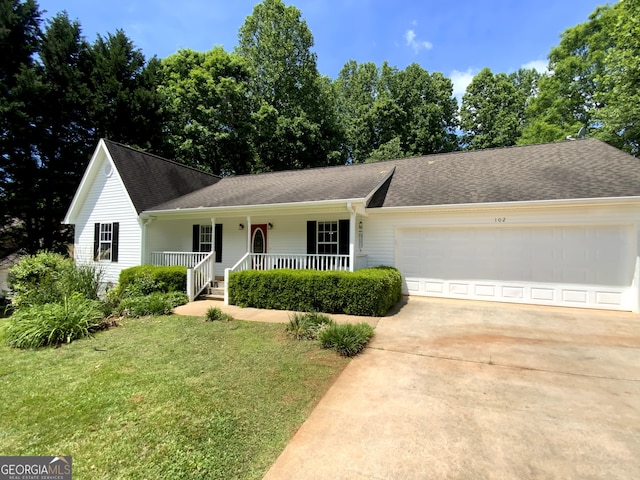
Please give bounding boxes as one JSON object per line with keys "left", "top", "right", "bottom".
{"left": 262, "top": 297, "right": 640, "bottom": 480}
{"left": 173, "top": 299, "right": 381, "bottom": 327}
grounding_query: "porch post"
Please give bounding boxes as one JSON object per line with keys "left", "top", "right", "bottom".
{"left": 349, "top": 209, "right": 356, "bottom": 272}
{"left": 246, "top": 216, "right": 252, "bottom": 253}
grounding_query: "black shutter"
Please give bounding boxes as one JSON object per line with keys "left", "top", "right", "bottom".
{"left": 215, "top": 224, "right": 223, "bottom": 263}
{"left": 306, "top": 221, "right": 316, "bottom": 254}
{"left": 338, "top": 219, "right": 349, "bottom": 255}
{"left": 93, "top": 223, "right": 100, "bottom": 260}
{"left": 192, "top": 225, "right": 200, "bottom": 252}
{"left": 111, "top": 222, "right": 119, "bottom": 262}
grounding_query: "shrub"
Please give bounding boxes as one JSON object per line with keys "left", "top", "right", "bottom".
{"left": 286, "top": 312, "right": 335, "bottom": 340}
{"left": 228, "top": 267, "right": 402, "bottom": 316}
{"left": 8, "top": 252, "right": 103, "bottom": 308}
{"left": 318, "top": 322, "right": 375, "bottom": 357}
{"left": 118, "top": 292, "right": 188, "bottom": 318}
{"left": 204, "top": 306, "right": 233, "bottom": 322}
{"left": 118, "top": 265, "right": 187, "bottom": 295}
{"left": 5, "top": 295, "right": 106, "bottom": 348}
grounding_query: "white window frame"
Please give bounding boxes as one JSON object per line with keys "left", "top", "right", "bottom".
{"left": 317, "top": 221, "right": 338, "bottom": 255}
{"left": 99, "top": 223, "right": 113, "bottom": 261}
{"left": 199, "top": 225, "right": 213, "bottom": 252}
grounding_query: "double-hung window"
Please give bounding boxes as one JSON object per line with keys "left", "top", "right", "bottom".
{"left": 306, "top": 220, "right": 349, "bottom": 256}
{"left": 192, "top": 224, "right": 223, "bottom": 262}
{"left": 317, "top": 221, "right": 338, "bottom": 254}
{"left": 199, "top": 225, "right": 213, "bottom": 252}
{"left": 93, "top": 222, "right": 119, "bottom": 262}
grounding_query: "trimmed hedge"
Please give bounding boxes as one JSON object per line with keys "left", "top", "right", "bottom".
{"left": 118, "top": 265, "right": 187, "bottom": 294}
{"left": 228, "top": 266, "right": 401, "bottom": 316}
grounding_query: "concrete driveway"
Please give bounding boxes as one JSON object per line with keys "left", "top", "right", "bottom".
{"left": 263, "top": 297, "right": 640, "bottom": 480}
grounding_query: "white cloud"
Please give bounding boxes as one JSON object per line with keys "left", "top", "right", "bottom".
{"left": 449, "top": 68, "right": 477, "bottom": 98}
{"left": 521, "top": 59, "right": 549, "bottom": 74}
{"left": 404, "top": 29, "right": 433, "bottom": 54}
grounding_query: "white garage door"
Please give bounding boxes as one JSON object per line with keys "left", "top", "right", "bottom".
{"left": 396, "top": 225, "right": 636, "bottom": 310}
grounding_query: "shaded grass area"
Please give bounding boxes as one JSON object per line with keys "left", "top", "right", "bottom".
{"left": 0, "top": 316, "right": 349, "bottom": 479}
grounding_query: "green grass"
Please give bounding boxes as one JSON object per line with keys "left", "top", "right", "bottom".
{"left": 0, "top": 315, "right": 349, "bottom": 479}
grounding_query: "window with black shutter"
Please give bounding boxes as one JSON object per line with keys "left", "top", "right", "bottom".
{"left": 93, "top": 222, "right": 119, "bottom": 262}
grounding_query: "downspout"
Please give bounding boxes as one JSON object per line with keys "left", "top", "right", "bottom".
{"left": 141, "top": 216, "right": 155, "bottom": 265}
{"left": 347, "top": 202, "right": 356, "bottom": 272}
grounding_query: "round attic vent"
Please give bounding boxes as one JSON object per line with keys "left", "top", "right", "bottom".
{"left": 104, "top": 163, "right": 113, "bottom": 177}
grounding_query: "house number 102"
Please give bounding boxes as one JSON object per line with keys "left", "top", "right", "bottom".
{"left": 495, "top": 217, "right": 506, "bottom": 223}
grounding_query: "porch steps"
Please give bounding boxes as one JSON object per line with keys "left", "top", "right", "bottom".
{"left": 198, "top": 280, "right": 224, "bottom": 300}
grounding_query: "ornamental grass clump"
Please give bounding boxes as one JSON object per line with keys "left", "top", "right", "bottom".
{"left": 5, "top": 295, "right": 106, "bottom": 348}
{"left": 318, "top": 322, "right": 375, "bottom": 357}
{"left": 286, "top": 312, "right": 335, "bottom": 340}
{"left": 204, "top": 306, "right": 233, "bottom": 322}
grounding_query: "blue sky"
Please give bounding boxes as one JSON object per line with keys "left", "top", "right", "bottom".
{"left": 36, "top": 0, "right": 611, "bottom": 96}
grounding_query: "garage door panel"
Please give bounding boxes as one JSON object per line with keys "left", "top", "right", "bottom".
{"left": 397, "top": 225, "right": 634, "bottom": 311}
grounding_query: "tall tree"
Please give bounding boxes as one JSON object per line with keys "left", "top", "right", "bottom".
{"left": 88, "top": 30, "right": 166, "bottom": 152}
{"left": 236, "top": 0, "right": 344, "bottom": 171}
{"left": 34, "top": 12, "right": 94, "bottom": 251}
{"left": 1, "top": 2, "right": 169, "bottom": 254}
{"left": 594, "top": 0, "right": 640, "bottom": 156}
{"left": 387, "top": 63, "right": 458, "bottom": 155}
{"left": 335, "top": 60, "right": 458, "bottom": 163}
{"left": 0, "top": 0, "right": 42, "bottom": 254}
{"left": 519, "top": 5, "right": 615, "bottom": 145}
{"left": 160, "top": 47, "right": 254, "bottom": 175}
{"left": 461, "top": 67, "right": 538, "bottom": 149}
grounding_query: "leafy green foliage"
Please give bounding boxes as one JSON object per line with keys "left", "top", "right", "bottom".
{"left": 5, "top": 295, "right": 105, "bottom": 348}
{"left": 229, "top": 267, "right": 402, "bottom": 316}
{"left": 118, "top": 265, "right": 187, "bottom": 295}
{"left": 593, "top": 0, "right": 640, "bottom": 156}
{"left": 236, "top": 0, "right": 345, "bottom": 171}
{"left": 160, "top": 47, "right": 254, "bottom": 174}
{"left": 335, "top": 60, "right": 458, "bottom": 162}
{"left": 118, "top": 292, "right": 188, "bottom": 318}
{"left": 461, "top": 67, "right": 539, "bottom": 149}
{"left": 8, "top": 252, "right": 103, "bottom": 308}
{"left": 318, "top": 322, "right": 374, "bottom": 357}
{"left": 204, "top": 306, "right": 233, "bottom": 322}
{"left": 286, "top": 312, "right": 335, "bottom": 340}
{"left": 1, "top": 5, "right": 167, "bottom": 254}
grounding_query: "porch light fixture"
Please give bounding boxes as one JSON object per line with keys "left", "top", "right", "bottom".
{"left": 239, "top": 223, "right": 245, "bottom": 230}
{"left": 268, "top": 223, "right": 273, "bottom": 230}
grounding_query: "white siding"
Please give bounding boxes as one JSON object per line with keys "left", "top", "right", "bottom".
{"left": 146, "top": 218, "right": 247, "bottom": 272}
{"left": 72, "top": 151, "right": 141, "bottom": 284}
{"left": 145, "top": 212, "right": 356, "bottom": 274}
{"left": 363, "top": 203, "right": 640, "bottom": 311}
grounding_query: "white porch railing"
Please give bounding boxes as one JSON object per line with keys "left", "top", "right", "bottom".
{"left": 223, "top": 253, "right": 351, "bottom": 304}
{"left": 187, "top": 251, "right": 216, "bottom": 302}
{"left": 151, "top": 251, "right": 209, "bottom": 268}
{"left": 234, "top": 253, "right": 350, "bottom": 272}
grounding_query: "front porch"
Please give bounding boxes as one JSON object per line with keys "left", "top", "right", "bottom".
{"left": 152, "top": 250, "right": 369, "bottom": 302}
{"left": 144, "top": 208, "right": 370, "bottom": 302}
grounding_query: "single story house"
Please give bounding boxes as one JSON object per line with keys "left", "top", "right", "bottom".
{"left": 64, "top": 138, "right": 640, "bottom": 312}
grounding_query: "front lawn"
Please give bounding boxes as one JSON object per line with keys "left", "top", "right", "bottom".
{"left": 0, "top": 315, "right": 349, "bottom": 479}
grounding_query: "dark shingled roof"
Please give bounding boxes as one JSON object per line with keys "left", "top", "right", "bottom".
{"left": 371, "top": 138, "right": 640, "bottom": 207}
{"left": 115, "top": 138, "right": 640, "bottom": 213}
{"left": 104, "top": 140, "right": 220, "bottom": 213}
{"left": 149, "top": 162, "right": 395, "bottom": 210}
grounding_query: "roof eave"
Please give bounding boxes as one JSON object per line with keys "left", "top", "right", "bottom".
{"left": 63, "top": 139, "right": 108, "bottom": 224}
{"left": 367, "top": 196, "right": 640, "bottom": 214}
{"left": 142, "top": 197, "right": 368, "bottom": 218}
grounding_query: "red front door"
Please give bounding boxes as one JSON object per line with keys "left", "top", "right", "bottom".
{"left": 251, "top": 224, "right": 268, "bottom": 269}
